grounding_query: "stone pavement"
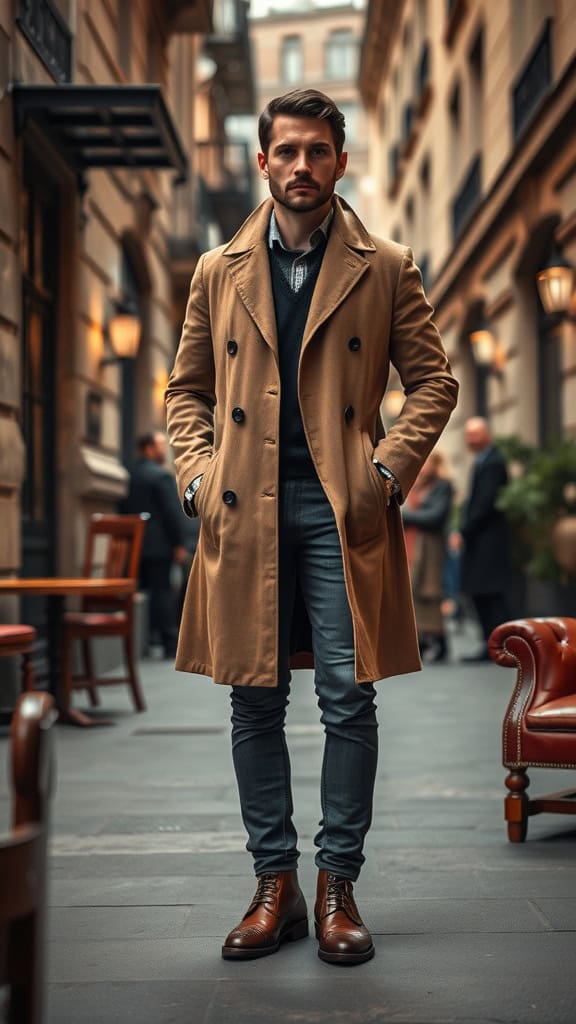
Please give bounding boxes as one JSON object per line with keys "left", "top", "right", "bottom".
{"left": 2, "top": 624, "right": 576, "bottom": 1023}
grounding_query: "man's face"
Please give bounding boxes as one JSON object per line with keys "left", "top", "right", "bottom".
{"left": 258, "top": 115, "right": 347, "bottom": 214}
{"left": 152, "top": 434, "right": 167, "bottom": 465}
{"left": 465, "top": 424, "right": 489, "bottom": 453}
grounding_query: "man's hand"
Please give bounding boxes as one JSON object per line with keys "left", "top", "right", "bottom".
{"left": 173, "top": 546, "right": 188, "bottom": 565}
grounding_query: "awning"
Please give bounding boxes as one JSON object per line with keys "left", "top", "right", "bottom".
{"left": 11, "top": 84, "right": 189, "bottom": 183}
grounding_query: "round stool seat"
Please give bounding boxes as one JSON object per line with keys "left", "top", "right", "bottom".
{"left": 0, "top": 624, "right": 37, "bottom": 647}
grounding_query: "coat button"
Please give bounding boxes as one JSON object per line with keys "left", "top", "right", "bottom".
{"left": 348, "top": 336, "right": 361, "bottom": 351}
{"left": 226, "top": 339, "right": 238, "bottom": 355}
{"left": 231, "top": 407, "right": 245, "bottom": 423}
{"left": 222, "top": 490, "right": 237, "bottom": 506}
{"left": 344, "top": 404, "right": 355, "bottom": 422}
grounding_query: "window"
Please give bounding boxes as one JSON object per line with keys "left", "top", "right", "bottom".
{"left": 281, "top": 36, "right": 303, "bottom": 84}
{"left": 468, "top": 29, "right": 483, "bottom": 146}
{"left": 339, "top": 102, "right": 359, "bottom": 143}
{"left": 448, "top": 80, "right": 461, "bottom": 175}
{"left": 325, "top": 30, "right": 357, "bottom": 80}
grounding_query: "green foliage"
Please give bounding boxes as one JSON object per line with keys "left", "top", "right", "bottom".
{"left": 495, "top": 437, "right": 576, "bottom": 582}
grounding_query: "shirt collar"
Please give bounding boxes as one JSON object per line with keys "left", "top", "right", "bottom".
{"left": 268, "top": 206, "right": 333, "bottom": 253}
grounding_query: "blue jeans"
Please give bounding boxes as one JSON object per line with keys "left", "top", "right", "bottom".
{"left": 230, "top": 476, "right": 378, "bottom": 881}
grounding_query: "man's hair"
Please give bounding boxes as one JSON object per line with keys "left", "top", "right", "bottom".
{"left": 258, "top": 89, "right": 346, "bottom": 156}
{"left": 137, "top": 433, "right": 156, "bottom": 452}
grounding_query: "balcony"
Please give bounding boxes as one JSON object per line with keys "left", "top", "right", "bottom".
{"left": 197, "top": 139, "right": 254, "bottom": 242}
{"left": 512, "top": 18, "right": 552, "bottom": 140}
{"left": 163, "top": 0, "right": 212, "bottom": 34}
{"left": 16, "top": 0, "right": 72, "bottom": 83}
{"left": 451, "top": 153, "right": 481, "bottom": 240}
{"left": 204, "top": 0, "right": 255, "bottom": 115}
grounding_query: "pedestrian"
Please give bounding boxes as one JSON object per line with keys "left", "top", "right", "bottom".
{"left": 166, "top": 89, "right": 458, "bottom": 965}
{"left": 459, "top": 416, "right": 511, "bottom": 661}
{"left": 402, "top": 450, "right": 453, "bottom": 663}
{"left": 120, "top": 431, "right": 187, "bottom": 659}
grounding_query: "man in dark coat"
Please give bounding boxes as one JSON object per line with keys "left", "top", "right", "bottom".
{"left": 460, "top": 417, "right": 511, "bottom": 661}
{"left": 121, "top": 432, "right": 187, "bottom": 657}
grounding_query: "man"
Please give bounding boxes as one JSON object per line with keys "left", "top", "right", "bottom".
{"left": 460, "top": 416, "right": 511, "bottom": 661}
{"left": 121, "top": 432, "right": 187, "bottom": 658}
{"left": 166, "top": 90, "right": 458, "bottom": 965}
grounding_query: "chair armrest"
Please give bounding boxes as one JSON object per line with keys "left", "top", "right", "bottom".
{"left": 0, "top": 824, "right": 44, "bottom": 919}
{"left": 489, "top": 618, "right": 576, "bottom": 702}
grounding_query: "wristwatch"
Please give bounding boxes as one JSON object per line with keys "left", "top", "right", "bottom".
{"left": 184, "top": 474, "right": 204, "bottom": 518}
{"left": 373, "top": 460, "right": 401, "bottom": 503}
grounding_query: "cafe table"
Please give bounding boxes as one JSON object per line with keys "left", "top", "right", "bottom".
{"left": 0, "top": 577, "right": 135, "bottom": 727}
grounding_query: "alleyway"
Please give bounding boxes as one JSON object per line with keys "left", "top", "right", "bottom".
{"left": 2, "top": 626, "right": 576, "bottom": 1023}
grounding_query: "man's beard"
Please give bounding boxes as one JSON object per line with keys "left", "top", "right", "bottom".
{"left": 268, "top": 171, "right": 338, "bottom": 212}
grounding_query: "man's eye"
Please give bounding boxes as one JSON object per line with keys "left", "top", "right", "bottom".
{"left": 311, "top": 148, "right": 329, "bottom": 157}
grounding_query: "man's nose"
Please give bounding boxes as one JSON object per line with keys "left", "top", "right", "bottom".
{"left": 294, "top": 151, "right": 312, "bottom": 175}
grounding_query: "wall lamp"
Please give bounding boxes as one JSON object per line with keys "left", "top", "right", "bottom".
{"left": 469, "top": 319, "right": 505, "bottom": 376}
{"left": 101, "top": 299, "right": 142, "bottom": 365}
{"left": 536, "top": 248, "right": 576, "bottom": 323}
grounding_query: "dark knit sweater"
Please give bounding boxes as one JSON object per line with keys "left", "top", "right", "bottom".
{"left": 268, "top": 239, "right": 326, "bottom": 478}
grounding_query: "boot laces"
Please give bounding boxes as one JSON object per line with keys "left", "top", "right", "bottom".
{"left": 255, "top": 873, "right": 279, "bottom": 906}
{"left": 325, "top": 874, "right": 351, "bottom": 914}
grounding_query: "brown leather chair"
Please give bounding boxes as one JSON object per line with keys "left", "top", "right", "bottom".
{"left": 489, "top": 617, "right": 576, "bottom": 842}
{"left": 0, "top": 691, "right": 57, "bottom": 1023}
{"left": 61, "top": 513, "right": 148, "bottom": 716}
{"left": 0, "top": 625, "right": 37, "bottom": 694}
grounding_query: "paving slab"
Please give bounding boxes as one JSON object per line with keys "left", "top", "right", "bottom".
{"left": 2, "top": 624, "right": 576, "bottom": 1023}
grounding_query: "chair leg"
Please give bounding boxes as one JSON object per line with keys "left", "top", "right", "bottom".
{"left": 9, "top": 911, "right": 43, "bottom": 1024}
{"left": 21, "top": 652, "right": 35, "bottom": 693}
{"left": 505, "top": 769, "right": 529, "bottom": 842}
{"left": 82, "top": 639, "right": 100, "bottom": 706}
{"left": 124, "top": 633, "right": 146, "bottom": 712}
{"left": 59, "top": 632, "right": 75, "bottom": 718}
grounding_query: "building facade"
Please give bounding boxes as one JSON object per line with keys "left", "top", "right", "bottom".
{"left": 0, "top": 0, "right": 253, "bottom": 690}
{"left": 360, "top": 0, "right": 576, "bottom": 490}
{"left": 250, "top": 0, "right": 370, "bottom": 220}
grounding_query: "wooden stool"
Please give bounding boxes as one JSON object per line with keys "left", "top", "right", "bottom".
{"left": 0, "top": 625, "right": 36, "bottom": 694}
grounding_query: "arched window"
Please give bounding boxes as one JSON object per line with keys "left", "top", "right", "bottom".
{"left": 325, "top": 29, "right": 357, "bottom": 80}
{"left": 281, "top": 36, "right": 303, "bottom": 84}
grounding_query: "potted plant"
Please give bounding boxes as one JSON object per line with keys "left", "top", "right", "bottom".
{"left": 495, "top": 436, "right": 576, "bottom": 615}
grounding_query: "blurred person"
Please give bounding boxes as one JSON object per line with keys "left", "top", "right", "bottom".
{"left": 459, "top": 417, "right": 511, "bottom": 662}
{"left": 166, "top": 89, "right": 458, "bottom": 966}
{"left": 121, "top": 431, "right": 187, "bottom": 658}
{"left": 402, "top": 450, "right": 453, "bottom": 662}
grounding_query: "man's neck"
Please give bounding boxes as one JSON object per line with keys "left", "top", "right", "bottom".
{"left": 272, "top": 199, "right": 332, "bottom": 251}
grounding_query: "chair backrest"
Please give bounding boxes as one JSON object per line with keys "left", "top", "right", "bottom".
{"left": 82, "top": 513, "right": 149, "bottom": 583}
{"left": 0, "top": 692, "right": 56, "bottom": 1018}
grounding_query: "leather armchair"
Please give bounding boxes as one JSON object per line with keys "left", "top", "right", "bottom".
{"left": 489, "top": 617, "right": 576, "bottom": 842}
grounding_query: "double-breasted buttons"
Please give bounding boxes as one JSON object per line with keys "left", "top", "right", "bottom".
{"left": 226, "top": 339, "right": 238, "bottom": 355}
{"left": 222, "top": 490, "right": 237, "bottom": 506}
{"left": 348, "top": 336, "right": 361, "bottom": 351}
{"left": 344, "top": 404, "right": 355, "bottom": 422}
{"left": 231, "top": 406, "right": 245, "bottom": 423}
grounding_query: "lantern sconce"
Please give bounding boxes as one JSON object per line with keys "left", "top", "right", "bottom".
{"left": 469, "top": 319, "right": 505, "bottom": 376}
{"left": 536, "top": 247, "right": 576, "bottom": 323}
{"left": 101, "top": 299, "right": 142, "bottom": 365}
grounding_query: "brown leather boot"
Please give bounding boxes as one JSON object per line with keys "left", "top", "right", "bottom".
{"left": 222, "top": 871, "right": 308, "bottom": 960}
{"left": 315, "top": 870, "right": 375, "bottom": 964}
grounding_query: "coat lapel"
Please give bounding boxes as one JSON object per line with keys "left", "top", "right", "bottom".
{"left": 223, "top": 201, "right": 278, "bottom": 360}
{"left": 301, "top": 197, "right": 376, "bottom": 353}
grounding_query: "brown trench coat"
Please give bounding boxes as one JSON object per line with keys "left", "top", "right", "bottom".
{"left": 166, "top": 197, "right": 459, "bottom": 687}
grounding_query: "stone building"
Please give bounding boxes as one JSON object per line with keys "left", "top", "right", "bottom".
{"left": 0, "top": 0, "right": 253, "bottom": 685}
{"left": 250, "top": 0, "right": 370, "bottom": 220}
{"left": 360, "top": 0, "right": 576, "bottom": 489}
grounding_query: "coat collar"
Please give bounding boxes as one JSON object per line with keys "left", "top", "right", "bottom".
{"left": 223, "top": 196, "right": 376, "bottom": 359}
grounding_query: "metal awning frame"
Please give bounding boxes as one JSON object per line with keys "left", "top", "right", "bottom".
{"left": 11, "top": 83, "right": 189, "bottom": 183}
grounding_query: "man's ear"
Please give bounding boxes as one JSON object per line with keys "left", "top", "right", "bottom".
{"left": 257, "top": 151, "right": 269, "bottom": 179}
{"left": 335, "top": 152, "right": 348, "bottom": 181}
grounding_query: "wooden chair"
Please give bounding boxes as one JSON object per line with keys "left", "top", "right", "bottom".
{"left": 0, "top": 625, "right": 37, "bottom": 695}
{"left": 0, "top": 691, "right": 57, "bottom": 1023}
{"left": 61, "top": 513, "right": 148, "bottom": 716}
{"left": 489, "top": 617, "right": 576, "bottom": 842}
